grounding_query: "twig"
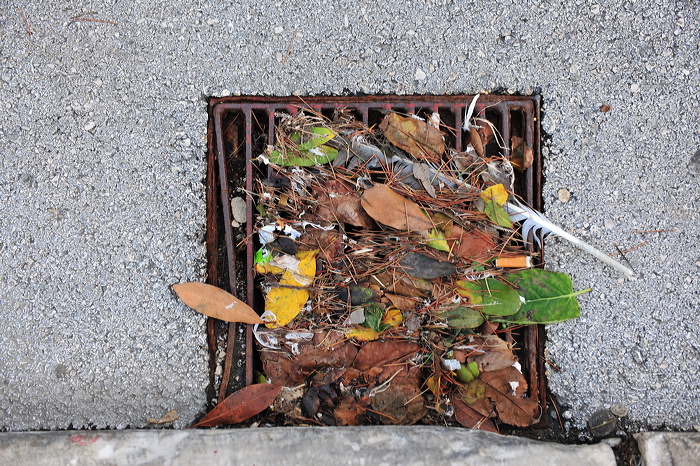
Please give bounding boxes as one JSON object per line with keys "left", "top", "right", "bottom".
{"left": 632, "top": 228, "right": 679, "bottom": 234}
{"left": 16, "top": 7, "right": 32, "bottom": 36}
{"left": 283, "top": 31, "right": 297, "bottom": 65}
{"left": 71, "top": 16, "right": 118, "bottom": 25}
{"left": 611, "top": 241, "right": 649, "bottom": 256}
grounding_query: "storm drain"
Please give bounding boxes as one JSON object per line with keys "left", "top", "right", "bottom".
{"left": 205, "top": 95, "right": 546, "bottom": 421}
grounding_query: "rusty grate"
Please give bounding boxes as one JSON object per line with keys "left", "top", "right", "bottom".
{"left": 205, "top": 95, "right": 546, "bottom": 419}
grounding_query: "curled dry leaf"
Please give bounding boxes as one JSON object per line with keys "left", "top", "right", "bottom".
{"left": 173, "top": 282, "right": 264, "bottom": 324}
{"left": 147, "top": 409, "right": 179, "bottom": 425}
{"left": 510, "top": 135, "right": 534, "bottom": 170}
{"left": 464, "top": 335, "right": 518, "bottom": 372}
{"left": 194, "top": 383, "right": 283, "bottom": 427}
{"left": 360, "top": 184, "right": 433, "bottom": 232}
{"left": 379, "top": 112, "right": 445, "bottom": 162}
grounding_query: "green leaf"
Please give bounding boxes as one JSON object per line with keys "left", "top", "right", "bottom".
{"left": 268, "top": 145, "right": 338, "bottom": 167}
{"left": 268, "top": 127, "right": 338, "bottom": 166}
{"left": 442, "top": 306, "right": 485, "bottom": 329}
{"left": 483, "top": 199, "right": 513, "bottom": 228}
{"left": 497, "top": 269, "right": 590, "bottom": 324}
{"left": 297, "top": 127, "right": 336, "bottom": 150}
{"left": 456, "top": 278, "right": 522, "bottom": 316}
{"left": 363, "top": 303, "right": 388, "bottom": 332}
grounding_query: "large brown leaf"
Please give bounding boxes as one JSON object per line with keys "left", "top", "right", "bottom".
{"left": 380, "top": 113, "right": 445, "bottom": 161}
{"left": 194, "top": 384, "right": 282, "bottom": 427}
{"left": 453, "top": 398, "right": 499, "bottom": 433}
{"left": 353, "top": 340, "right": 422, "bottom": 371}
{"left": 173, "top": 282, "right": 264, "bottom": 324}
{"left": 360, "top": 184, "right": 433, "bottom": 232}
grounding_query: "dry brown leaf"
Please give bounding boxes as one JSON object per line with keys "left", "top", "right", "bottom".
{"left": 462, "top": 367, "right": 540, "bottom": 427}
{"left": 361, "top": 184, "right": 434, "bottom": 232}
{"left": 314, "top": 179, "right": 374, "bottom": 228}
{"left": 447, "top": 224, "right": 496, "bottom": 259}
{"left": 465, "top": 335, "right": 518, "bottom": 373}
{"left": 353, "top": 340, "right": 422, "bottom": 371}
{"left": 412, "top": 162, "right": 437, "bottom": 198}
{"left": 453, "top": 398, "right": 499, "bottom": 433}
{"left": 371, "top": 381, "right": 427, "bottom": 425}
{"left": 195, "top": 384, "right": 283, "bottom": 427}
{"left": 469, "top": 127, "right": 485, "bottom": 158}
{"left": 510, "top": 135, "right": 534, "bottom": 170}
{"left": 173, "top": 282, "right": 264, "bottom": 324}
{"left": 373, "top": 271, "right": 433, "bottom": 298}
{"left": 146, "top": 409, "right": 179, "bottom": 425}
{"left": 379, "top": 113, "right": 445, "bottom": 161}
{"left": 334, "top": 396, "right": 370, "bottom": 426}
{"left": 385, "top": 293, "right": 419, "bottom": 313}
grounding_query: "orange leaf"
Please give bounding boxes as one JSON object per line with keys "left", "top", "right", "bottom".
{"left": 194, "top": 384, "right": 282, "bottom": 427}
{"left": 173, "top": 282, "right": 264, "bottom": 324}
{"left": 361, "top": 184, "right": 433, "bottom": 232}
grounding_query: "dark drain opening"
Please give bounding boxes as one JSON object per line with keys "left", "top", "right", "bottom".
{"left": 205, "top": 94, "right": 546, "bottom": 427}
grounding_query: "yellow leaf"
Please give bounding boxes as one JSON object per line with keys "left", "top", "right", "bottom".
{"left": 426, "top": 374, "right": 441, "bottom": 398}
{"left": 346, "top": 326, "right": 381, "bottom": 341}
{"left": 173, "top": 282, "right": 264, "bottom": 324}
{"left": 480, "top": 184, "right": 509, "bottom": 206}
{"left": 381, "top": 306, "right": 403, "bottom": 328}
{"left": 255, "top": 262, "right": 284, "bottom": 275}
{"left": 286, "top": 249, "right": 317, "bottom": 287}
{"left": 264, "top": 249, "right": 318, "bottom": 328}
{"left": 264, "top": 286, "right": 310, "bottom": 328}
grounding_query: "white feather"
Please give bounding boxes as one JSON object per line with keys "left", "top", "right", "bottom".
{"left": 505, "top": 200, "right": 636, "bottom": 277}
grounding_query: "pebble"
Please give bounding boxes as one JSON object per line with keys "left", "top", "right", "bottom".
{"left": 610, "top": 403, "right": 629, "bottom": 417}
{"left": 630, "top": 83, "right": 641, "bottom": 93}
{"left": 83, "top": 121, "right": 96, "bottom": 131}
{"left": 557, "top": 188, "right": 571, "bottom": 203}
{"left": 274, "top": 26, "right": 284, "bottom": 34}
{"left": 414, "top": 68, "right": 427, "bottom": 80}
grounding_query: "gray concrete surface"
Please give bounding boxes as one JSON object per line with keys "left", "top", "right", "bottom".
{"left": 635, "top": 432, "right": 700, "bottom": 466}
{"left": 0, "top": 0, "right": 698, "bottom": 433}
{"left": 0, "top": 427, "right": 617, "bottom": 465}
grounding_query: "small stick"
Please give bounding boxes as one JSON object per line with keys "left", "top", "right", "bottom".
{"left": 283, "top": 31, "right": 297, "bottom": 65}
{"left": 16, "top": 7, "right": 32, "bottom": 36}
{"left": 71, "top": 17, "right": 118, "bottom": 25}
{"left": 632, "top": 228, "right": 679, "bottom": 234}
{"left": 611, "top": 241, "right": 648, "bottom": 256}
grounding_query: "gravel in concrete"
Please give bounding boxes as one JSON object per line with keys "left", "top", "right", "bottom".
{"left": 0, "top": 0, "right": 698, "bottom": 432}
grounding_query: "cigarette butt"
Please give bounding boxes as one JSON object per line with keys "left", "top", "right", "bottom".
{"left": 495, "top": 255, "right": 532, "bottom": 268}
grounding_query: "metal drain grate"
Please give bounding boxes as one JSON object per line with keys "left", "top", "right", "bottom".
{"left": 206, "top": 95, "right": 545, "bottom": 415}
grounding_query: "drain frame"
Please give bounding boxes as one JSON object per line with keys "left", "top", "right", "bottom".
{"left": 205, "top": 94, "right": 546, "bottom": 417}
